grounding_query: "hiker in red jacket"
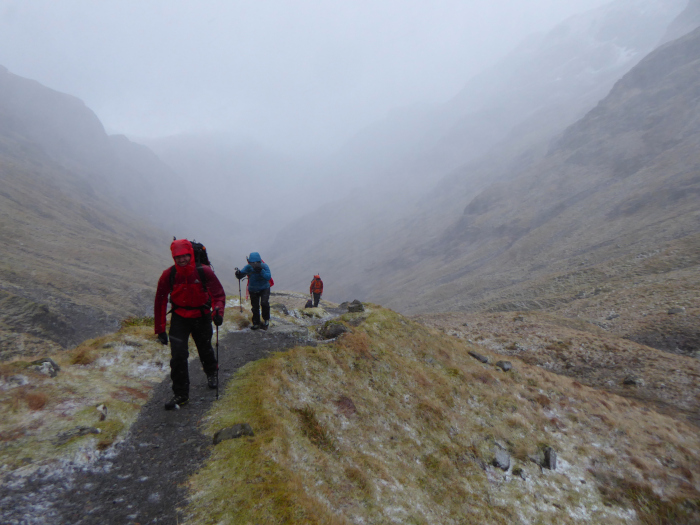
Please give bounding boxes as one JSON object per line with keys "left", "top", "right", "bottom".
{"left": 154, "top": 239, "right": 225, "bottom": 410}
{"left": 310, "top": 274, "right": 323, "bottom": 307}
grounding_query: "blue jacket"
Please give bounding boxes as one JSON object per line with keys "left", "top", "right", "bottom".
{"left": 240, "top": 252, "right": 271, "bottom": 292}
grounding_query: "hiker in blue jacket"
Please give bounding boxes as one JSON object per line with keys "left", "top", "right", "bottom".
{"left": 235, "top": 252, "right": 272, "bottom": 330}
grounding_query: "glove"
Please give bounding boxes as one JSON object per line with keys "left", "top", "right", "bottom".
{"left": 157, "top": 332, "right": 168, "bottom": 345}
{"left": 213, "top": 308, "right": 223, "bottom": 326}
{"left": 254, "top": 267, "right": 262, "bottom": 273}
{"left": 235, "top": 269, "right": 243, "bottom": 279}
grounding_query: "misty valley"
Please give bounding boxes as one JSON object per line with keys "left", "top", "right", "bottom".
{"left": 1, "top": 0, "right": 700, "bottom": 523}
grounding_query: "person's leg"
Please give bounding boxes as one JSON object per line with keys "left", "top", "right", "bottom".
{"left": 168, "top": 313, "right": 191, "bottom": 398}
{"left": 250, "top": 291, "right": 261, "bottom": 326}
{"left": 261, "top": 288, "right": 271, "bottom": 321}
{"left": 190, "top": 315, "right": 217, "bottom": 376}
{"left": 313, "top": 292, "right": 320, "bottom": 307}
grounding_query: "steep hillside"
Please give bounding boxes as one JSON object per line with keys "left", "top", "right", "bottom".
{"left": 268, "top": 0, "right": 686, "bottom": 300}
{"left": 0, "top": 128, "right": 167, "bottom": 356}
{"left": 0, "top": 67, "right": 231, "bottom": 357}
{"left": 185, "top": 305, "right": 700, "bottom": 524}
{"left": 369, "top": 24, "right": 700, "bottom": 316}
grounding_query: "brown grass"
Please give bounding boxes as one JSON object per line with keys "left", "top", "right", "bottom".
{"left": 25, "top": 392, "right": 48, "bottom": 410}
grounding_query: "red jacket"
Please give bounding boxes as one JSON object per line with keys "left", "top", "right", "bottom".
{"left": 154, "top": 240, "right": 225, "bottom": 334}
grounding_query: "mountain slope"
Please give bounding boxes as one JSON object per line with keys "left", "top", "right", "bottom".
{"left": 371, "top": 23, "right": 700, "bottom": 315}
{"left": 268, "top": 0, "right": 686, "bottom": 301}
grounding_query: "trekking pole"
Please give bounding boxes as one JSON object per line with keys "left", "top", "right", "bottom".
{"left": 237, "top": 274, "right": 243, "bottom": 312}
{"left": 216, "top": 322, "right": 219, "bottom": 400}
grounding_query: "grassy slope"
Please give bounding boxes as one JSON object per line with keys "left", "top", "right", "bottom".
{"left": 186, "top": 305, "right": 700, "bottom": 524}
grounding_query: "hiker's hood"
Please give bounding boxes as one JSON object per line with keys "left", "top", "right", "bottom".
{"left": 314, "top": 275, "right": 321, "bottom": 280}
{"left": 247, "top": 252, "right": 262, "bottom": 263}
{"left": 171, "top": 239, "right": 196, "bottom": 275}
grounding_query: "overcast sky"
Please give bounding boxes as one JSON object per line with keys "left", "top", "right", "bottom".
{"left": 0, "top": 0, "right": 613, "bottom": 153}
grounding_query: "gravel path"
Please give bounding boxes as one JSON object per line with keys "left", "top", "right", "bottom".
{"left": 2, "top": 319, "right": 327, "bottom": 525}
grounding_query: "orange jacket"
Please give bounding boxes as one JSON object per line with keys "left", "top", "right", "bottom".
{"left": 310, "top": 275, "right": 323, "bottom": 294}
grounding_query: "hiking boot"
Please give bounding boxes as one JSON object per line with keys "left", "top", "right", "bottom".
{"left": 164, "top": 395, "right": 189, "bottom": 410}
{"left": 207, "top": 374, "right": 218, "bottom": 389}
{"left": 250, "top": 323, "right": 261, "bottom": 330}
{"left": 262, "top": 320, "right": 269, "bottom": 330}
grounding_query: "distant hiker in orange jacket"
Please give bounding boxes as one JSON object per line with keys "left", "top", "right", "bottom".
{"left": 154, "top": 239, "right": 225, "bottom": 410}
{"left": 310, "top": 274, "right": 323, "bottom": 307}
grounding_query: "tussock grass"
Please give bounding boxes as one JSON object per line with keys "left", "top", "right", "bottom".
{"left": 187, "top": 306, "right": 700, "bottom": 524}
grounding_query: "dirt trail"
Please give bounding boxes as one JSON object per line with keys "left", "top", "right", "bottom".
{"left": 2, "top": 310, "right": 337, "bottom": 525}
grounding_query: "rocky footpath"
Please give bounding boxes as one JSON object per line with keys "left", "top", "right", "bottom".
{"left": 1, "top": 292, "right": 350, "bottom": 525}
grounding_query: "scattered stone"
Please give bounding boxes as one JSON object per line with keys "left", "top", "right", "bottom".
{"left": 513, "top": 316, "right": 524, "bottom": 322}
{"left": 496, "top": 361, "right": 512, "bottom": 372}
{"left": 468, "top": 351, "right": 489, "bottom": 364}
{"left": 512, "top": 467, "right": 526, "bottom": 479}
{"left": 96, "top": 404, "right": 108, "bottom": 421}
{"left": 338, "top": 302, "right": 349, "bottom": 309}
{"left": 493, "top": 450, "right": 510, "bottom": 471}
{"left": 606, "top": 313, "right": 620, "bottom": 320}
{"left": 348, "top": 300, "right": 365, "bottom": 313}
{"left": 623, "top": 375, "right": 644, "bottom": 386}
{"left": 668, "top": 307, "right": 686, "bottom": 315}
{"left": 53, "top": 426, "right": 101, "bottom": 445}
{"left": 213, "top": 423, "right": 255, "bottom": 445}
{"left": 544, "top": 447, "right": 557, "bottom": 470}
{"left": 123, "top": 338, "right": 143, "bottom": 347}
{"left": 271, "top": 303, "right": 289, "bottom": 315}
{"left": 319, "top": 321, "right": 349, "bottom": 339}
{"left": 335, "top": 395, "right": 357, "bottom": 417}
{"left": 31, "top": 358, "right": 60, "bottom": 377}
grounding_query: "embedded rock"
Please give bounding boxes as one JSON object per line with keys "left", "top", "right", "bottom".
{"left": 469, "top": 351, "right": 489, "bottom": 364}
{"left": 496, "top": 361, "right": 512, "bottom": 372}
{"left": 213, "top": 423, "right": 255, "bottom": 445}
{"left": 348, "top": 300, "right": 365, "bottom": 313}
{"left": 493, "top": 450, "right": 510, "bottom": 471}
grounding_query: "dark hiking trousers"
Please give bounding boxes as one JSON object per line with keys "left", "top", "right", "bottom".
{"left": 168, "top": 312, "right": 218, "bottom": 397}
{"left": 250, "top": 288, "right": 270, "bottom": 325}
{"left": 313, "top": 292, "right": 321, "bottom": 307}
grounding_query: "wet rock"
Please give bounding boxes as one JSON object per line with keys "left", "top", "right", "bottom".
{"left": 468, "top": 351, "right": 489, "bottom": 364}
{"left": 53, "top": 426, "right": 101, "bottom": 445}
{"left": 213, "top": 423, "right": 254, "bottom": 445}
{"left": 493, "top": 450, "right": 510, "bottom": 471}
{"left": 271, "top": 303, "right": 289, "bottom": 315}
{"left": 668, "top": 307, "right": 686, "bottom": 315}
{"left": 544, "top": 447, "right": 557, "bottom": 470}
{"left": 348, "top": 300, "right": 365, "bottom": 313}
{"left": 31, "top": 358, "right": 61, "bottom": 377}
{"left": 623, "top": 375, "right": 644, "bottom": 386}
{"left": 319, "top": 321, "right": 348, "bottom": 339}
{"left": 496, "top": 361, "right": 512, "bottom": 372}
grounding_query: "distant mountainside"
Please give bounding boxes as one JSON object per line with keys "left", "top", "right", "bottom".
{"left": 269, "top": 0, "right": 687, "bottom": 301}
{"left": 0, "top": 66, "right": 235, "bottom": 357}
{"left": 371, "top": 23, "right": 700, "bottom": 314}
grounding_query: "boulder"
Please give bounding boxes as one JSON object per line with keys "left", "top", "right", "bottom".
{"left": 496, "top": 361, "right": 512, "bottom": 372}
{"left": 213, "top": 423, "right": 255, "bottom": 445}
{"left": 348, "top": 300, "right": 365, "bottom": 313}
{"left": 623, "top": 375, "right": 644, "bottom": 386}
{"left": 271, "top": 303, "right": 289, "bottom": 315}
{"left": 319, "top": 321, "right": 348, "bottom": 339}
{"left": 668, "top": 307, "right": 686, "bottom": 315}
{"left": 31, "top": 358, "right": 60, "bottom": 378}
